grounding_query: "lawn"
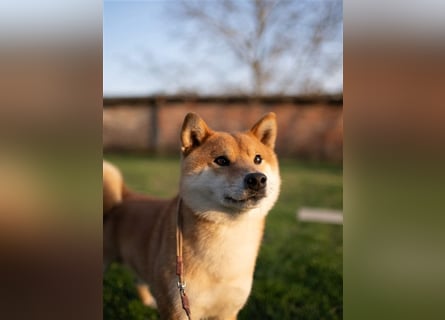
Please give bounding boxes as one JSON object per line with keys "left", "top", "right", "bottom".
{"left": 103, "top": 153, "right": 343, "bottom": 320}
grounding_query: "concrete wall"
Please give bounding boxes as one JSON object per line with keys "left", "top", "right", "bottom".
{"left": 103, "top": 95, "right": 343, "bottom": 162}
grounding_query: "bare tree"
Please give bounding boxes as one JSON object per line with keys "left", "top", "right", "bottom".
{"left": 174, "top": 0, "right": 342, "bottom": 95}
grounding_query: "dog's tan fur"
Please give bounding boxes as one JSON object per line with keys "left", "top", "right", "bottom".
{"left": 103, "top": 113, "right": 280, "bottom": 320}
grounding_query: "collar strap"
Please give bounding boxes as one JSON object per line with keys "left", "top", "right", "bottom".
{"left": 176, "top": 198, "right": 192, "bottom": 319}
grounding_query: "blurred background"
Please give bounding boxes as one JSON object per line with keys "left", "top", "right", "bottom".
{"left": 103, "top": 0, "right": 343, "bottom": 161}
{"left": 103, "top": 1, "right": 343, "bottom": 320}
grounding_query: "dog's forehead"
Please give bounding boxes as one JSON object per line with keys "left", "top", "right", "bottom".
{"left": 206, "top": 132, "right": 258, "bottom": 157}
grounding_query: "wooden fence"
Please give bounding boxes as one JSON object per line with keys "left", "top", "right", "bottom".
{"left": 103, "top": 95, "right": 343, "bottom": 162}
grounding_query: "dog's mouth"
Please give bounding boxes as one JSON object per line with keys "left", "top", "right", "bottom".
{"left": 224, "top": 192, "right": 265, "bottom": 206}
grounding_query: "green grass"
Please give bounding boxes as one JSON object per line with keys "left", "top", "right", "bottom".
{"left": 103, "top": 154, "right": 343, "bottom": 320}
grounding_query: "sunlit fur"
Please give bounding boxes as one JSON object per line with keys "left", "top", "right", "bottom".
{"left": 103, "top": 112, "right": 281, "bottom": 320}
{"left": 103, "top": 161, "right": 124, "bottom": 212}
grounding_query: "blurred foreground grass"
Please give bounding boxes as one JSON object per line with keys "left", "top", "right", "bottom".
{"left": 103, "top": 154, "right": 342, "bottom": 320}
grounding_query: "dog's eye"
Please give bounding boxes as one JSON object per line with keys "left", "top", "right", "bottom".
{"left": 254, "top": 155, "right": 262, "bottom": 164}
{"left": 214, "top": 156, "right": 230, "bottom": 166}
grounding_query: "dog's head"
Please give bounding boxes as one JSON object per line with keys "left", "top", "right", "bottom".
{"left": 179, "top": 112, "right": 280, "bottom": 221}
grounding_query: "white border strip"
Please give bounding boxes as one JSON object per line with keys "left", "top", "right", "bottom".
{"left": 297, "top": 207, "right": 343, "bottom": 225}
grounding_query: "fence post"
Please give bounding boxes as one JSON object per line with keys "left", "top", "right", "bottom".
{"left": 149, "top": 99, "right": 159, "bottom": 153}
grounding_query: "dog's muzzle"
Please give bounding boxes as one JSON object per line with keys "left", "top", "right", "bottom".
{"left": 224, "top": 172, "right": 267, "bottom": 206}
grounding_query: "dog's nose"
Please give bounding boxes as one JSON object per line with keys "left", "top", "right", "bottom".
{"left": 244, "top": 173, "right": 267, "bottom": 191}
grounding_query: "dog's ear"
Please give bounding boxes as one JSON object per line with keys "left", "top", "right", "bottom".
{"left": 181, "top": 113, "right": 213, "bottom": 155}
{"left": 250, "top": 112, "right": 277, "bottom": 149}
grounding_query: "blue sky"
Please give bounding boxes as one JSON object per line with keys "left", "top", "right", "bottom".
{"left": 104, "top": 1, "right": 244, "bottom": 96}
{"left": 103, "top": 0, "right": 343, "bottom": 97}
{"left": 103, "top": 1, "right": 173, "bottom": 96}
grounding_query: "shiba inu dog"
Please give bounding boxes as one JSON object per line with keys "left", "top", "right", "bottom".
{"left": 103, "top": 112, "right": 281, "bottom": 320}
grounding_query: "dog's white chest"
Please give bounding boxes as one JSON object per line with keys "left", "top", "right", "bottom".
{"left": 183, "top": 218, "right": 262, "bottom": 319}
{"left": 188, "top": 278, "right": 252, "bottom": 319}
